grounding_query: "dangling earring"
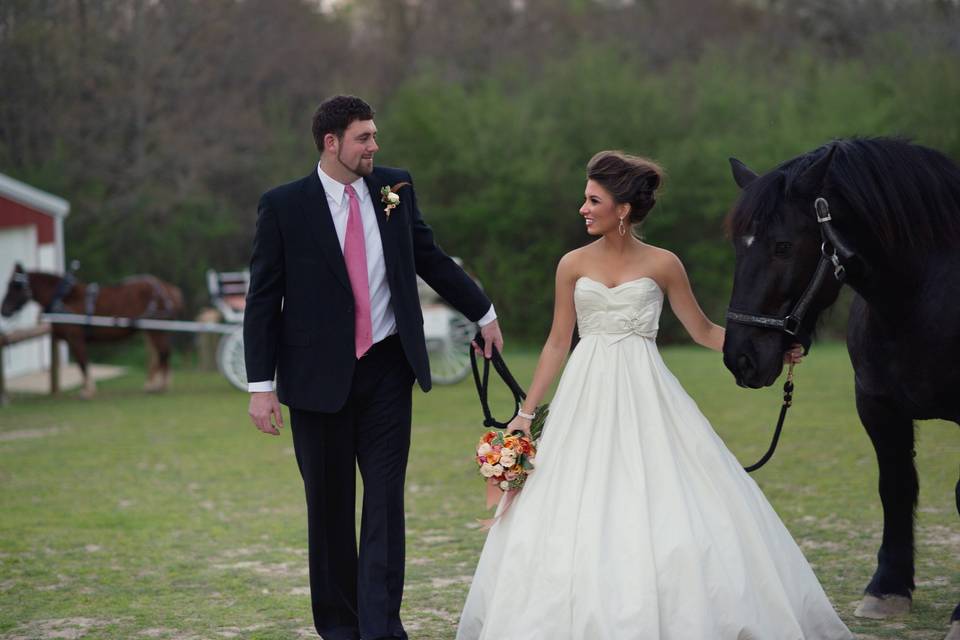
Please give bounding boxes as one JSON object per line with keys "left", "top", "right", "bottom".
{"left": 618, "top": 217, "right": 626, "bottom": 237}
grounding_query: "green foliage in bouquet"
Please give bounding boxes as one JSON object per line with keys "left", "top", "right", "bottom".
{"left": 530, "top": 403, "right": 549, "bottom": 441}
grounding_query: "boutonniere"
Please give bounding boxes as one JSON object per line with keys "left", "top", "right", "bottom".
{"left": 380, "top": 182, "right": 410, "bottom": 220}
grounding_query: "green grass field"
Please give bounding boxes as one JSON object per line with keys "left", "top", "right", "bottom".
{"left": 0, "top": 342, "right": 957, "bottom": 640}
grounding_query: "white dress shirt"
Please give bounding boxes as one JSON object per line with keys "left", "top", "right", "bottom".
{"left": 248, "top": 163, "right": 496, "bottom": 392}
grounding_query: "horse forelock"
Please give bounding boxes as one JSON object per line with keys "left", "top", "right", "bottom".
{"left": 725, "top": 170, "right": 788, "bottom": 239}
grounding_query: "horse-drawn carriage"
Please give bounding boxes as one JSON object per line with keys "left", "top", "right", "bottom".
{"left": 207, "top": 264, "right": 477, "bottom": 391}
{"left": 1, "top": 261, "right": 479, "bottom": 396}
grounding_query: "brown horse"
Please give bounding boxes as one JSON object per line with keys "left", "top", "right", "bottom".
{"left": 1, "top": 263, "right": 184, "bottom": 397}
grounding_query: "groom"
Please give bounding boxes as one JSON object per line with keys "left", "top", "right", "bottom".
{"left": 244, "top": 95, "right": 502, "bottom": 640}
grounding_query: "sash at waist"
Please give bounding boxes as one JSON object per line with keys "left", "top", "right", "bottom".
{"left": 577, "top": 311, "right": 658, "bottom": 344}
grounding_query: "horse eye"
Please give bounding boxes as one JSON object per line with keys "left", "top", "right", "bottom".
{"left": 774, "top": 241, "right": 792, "bottom": 257}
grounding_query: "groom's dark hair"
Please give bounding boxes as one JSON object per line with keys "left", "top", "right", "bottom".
{"left": 312, "top": 95, "right": 375, "bottom": 151}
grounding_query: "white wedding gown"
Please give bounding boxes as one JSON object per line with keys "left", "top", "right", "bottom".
{"left": 456, "top": 276, "right": 851, "bottom": 640}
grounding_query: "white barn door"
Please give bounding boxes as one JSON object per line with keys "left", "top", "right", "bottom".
{"left": 0, "top": 226, "right": 51, "bottom": 378}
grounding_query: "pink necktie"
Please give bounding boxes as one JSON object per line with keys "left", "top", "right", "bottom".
{"left": 343, "top": 184, "right": 373, "bottom": 359}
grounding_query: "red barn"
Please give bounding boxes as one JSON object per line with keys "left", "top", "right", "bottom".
{"left": 0, "top": 173, "right": 69, "bottom": 377}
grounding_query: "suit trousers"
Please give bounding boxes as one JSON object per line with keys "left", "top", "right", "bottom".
{"left": 290, "top": 334, "right": 414, "bottom": 640}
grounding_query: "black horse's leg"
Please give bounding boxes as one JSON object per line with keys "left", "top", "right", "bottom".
{"left": 854, "top": 387, "right": 917, "bottom": 618}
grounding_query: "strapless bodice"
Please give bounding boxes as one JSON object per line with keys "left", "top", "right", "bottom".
{"left": 574, "top": 276, "right": 663, "bottom": 343}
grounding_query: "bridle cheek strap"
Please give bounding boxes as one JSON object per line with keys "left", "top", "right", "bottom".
{"left": 725, "top": 197, "right": 853, "bottom": 339}
{"left": 726, "top": 255, "right": 832, "bottom": 337}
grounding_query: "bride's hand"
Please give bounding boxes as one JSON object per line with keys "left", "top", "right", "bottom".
{"left": 783, "top": 343, "right": 804, "bottom": 365}
{"left": 507, "top": 415, "right": 533, "bottom": 439}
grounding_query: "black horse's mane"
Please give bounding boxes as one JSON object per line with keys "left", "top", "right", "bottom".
{"left": 727, "top": 137, "right": 960, "bottom": 255}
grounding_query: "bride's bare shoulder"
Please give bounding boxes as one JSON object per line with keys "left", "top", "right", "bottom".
{"left": 557, "top": 244, "right": 595, "bottom": 281}
{"left": 640, "top": 244, "right": 687, "bottom": 287}
{"left": 640, "top": 243, "right": 680, "bottom": 266}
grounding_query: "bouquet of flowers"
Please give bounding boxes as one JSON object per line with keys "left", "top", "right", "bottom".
{"left": 476, "top": 431, "right": 536, "bottom": 491}
{"left": 474, "top": 404, "right": 549, "bottom": 514}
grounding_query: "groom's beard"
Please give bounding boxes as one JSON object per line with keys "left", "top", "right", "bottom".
{"left": 337, "top": 149, "right": 374, "bottom": 177}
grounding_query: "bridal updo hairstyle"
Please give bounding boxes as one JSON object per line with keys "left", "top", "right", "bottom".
{"left": 586, "top": 151, "right": 664, "bottom": 224}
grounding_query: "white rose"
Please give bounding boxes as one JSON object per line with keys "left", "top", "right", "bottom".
{"left": 480, "top": 463, "right": 497, "bottom": 478}
{"left": 499, "top": 480, "right": 510, "bottom": 490}
{"left": 477, "top": 442, "right": 492, "bottom": 457}
{"left": 499, "top": 451, "right": 516, "bottom": 467}
{"left": 491, "top": 464, "right": 504, "bottom": 476}
{"left": 387, "top": 192, "right": 400, "bottom": 204}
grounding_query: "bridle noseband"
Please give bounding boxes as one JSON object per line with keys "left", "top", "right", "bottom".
{"left": 726, "top": 197, "right": 856, "bottom": 337}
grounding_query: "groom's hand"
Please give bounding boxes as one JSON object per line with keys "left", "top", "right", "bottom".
{"left": 476, "top": 319, "right": 504, "bottom": 359}
{"left": 249, "top": 391, "right": 284, "bottom": 435}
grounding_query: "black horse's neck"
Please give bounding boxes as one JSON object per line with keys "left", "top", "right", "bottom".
{"left": 831, "top": 224, "right": 933, "bottom": 328}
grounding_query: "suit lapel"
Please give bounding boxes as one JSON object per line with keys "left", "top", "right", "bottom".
{"left": 301, "top": 168, "right": 351, "bottom": 293}
{"left": 364, "top": 171, "right": 399, "bottom": 280}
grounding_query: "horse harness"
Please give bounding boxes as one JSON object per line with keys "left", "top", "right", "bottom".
{"left": 45, "top": 272, "right": 77, "bottom": 313}
{"left": 724, "top": 197, "right": 857, "bottom": 472}
{"left": 39, "top": 270, "right": 99, "bottom": 338}
{"left": 726, "top": 197, "right": 856, "bottom": 336}
{"left": 29, "top": 271, "right": 174, "bottom": 326}
{"left": 126, "top": 275, "right": 178, "bottom": 319}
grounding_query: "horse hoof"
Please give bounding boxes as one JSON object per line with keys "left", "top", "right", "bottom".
{"left": 854, "top": 593, "right": 912, "bottom": 619}
{"left": 945, "top": 620, "right": 960, "bottom": 640}
{"left": 79, "top": 389, "right": 96, "bottom": 400}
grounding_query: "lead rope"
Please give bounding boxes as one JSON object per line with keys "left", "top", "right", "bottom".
{"left": 743, "top": 363, "right": 795, "bottom": 473}
{"left": 470, "top": 331, "right": 527, "bottom": 430}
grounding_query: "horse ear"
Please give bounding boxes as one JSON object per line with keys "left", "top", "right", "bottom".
{"left": 793, "top": 144, "right": 836, "bottom": 196}
{"left": 729, "top": 157, "right": 759, "bottom": 190}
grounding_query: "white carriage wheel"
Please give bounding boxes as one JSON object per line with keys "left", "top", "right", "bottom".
{"left": 216, "top": 326, "right": 248, "bottom": 391}
{"left": 424, "top": 305, "right": 476, "bottom": 385}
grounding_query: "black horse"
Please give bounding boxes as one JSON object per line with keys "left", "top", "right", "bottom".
{"left": 722, "top": 137, "right": 960, "bottom": 640}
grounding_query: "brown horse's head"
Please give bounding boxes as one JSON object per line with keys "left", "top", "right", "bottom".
{"left": 2, "top": 263, "right": 32, "bottom": 317}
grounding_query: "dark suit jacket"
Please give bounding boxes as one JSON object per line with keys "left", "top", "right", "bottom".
{"left": 243, "top": 165, "right": 491, "bottom": 413}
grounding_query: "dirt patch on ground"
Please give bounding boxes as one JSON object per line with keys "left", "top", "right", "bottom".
{"left": 430, "top": 575, "right": 473, "bottom": 589}
{"left": 211, "top": 560, "right": 307, "bottom": 579}
{"left": 918, "top": 525, "right": 960, "bottom": 549}
{"left": 799, "top": 538, "right": 847, "bottom": 552}
{"left": 0, "top": 426, "right": 69, "bottom": 442}
{"left": 1, "top": 618, "right": 118, "bottom": 639}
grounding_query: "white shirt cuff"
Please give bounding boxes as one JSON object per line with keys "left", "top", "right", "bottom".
{"left": 248, "top": 380, "right": 275, "bottom": 393}
{"left": 477, "top": 304, "right": 497, "bottom": 327}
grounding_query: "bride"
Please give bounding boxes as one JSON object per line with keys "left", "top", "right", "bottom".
{"left": 456, "top": 151, "right": 852, "bottom": 640}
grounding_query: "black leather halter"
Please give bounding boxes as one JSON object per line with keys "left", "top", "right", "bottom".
{"left": 726, "top": 197, "right": 855, "bottom": 337}
{"left": 725, "top": 197, "right": 857, "bottom": 473}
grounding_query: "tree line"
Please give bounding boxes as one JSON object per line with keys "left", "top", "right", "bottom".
{"left": 2, "top": 0, "right": 958, "bottom": 343}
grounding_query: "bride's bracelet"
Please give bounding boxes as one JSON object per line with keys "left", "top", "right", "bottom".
{"left": 516, "top": 409, "right": 536, "bottom": 420}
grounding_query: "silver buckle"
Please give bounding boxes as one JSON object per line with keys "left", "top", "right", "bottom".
{"left": 815, "top": 197, "right": 831, "bottom": 223}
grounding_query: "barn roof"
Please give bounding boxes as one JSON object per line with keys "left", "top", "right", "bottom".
{"left": 0, "top": 172, "right": 69, "bottom": 218}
